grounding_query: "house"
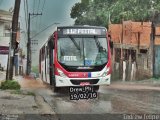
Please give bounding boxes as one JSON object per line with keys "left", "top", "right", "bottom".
{"left": 0, "top": 9, "right": 12, "bottom": 70}
{"left": 109, "top": 21, "right": 153, "bottom": 80}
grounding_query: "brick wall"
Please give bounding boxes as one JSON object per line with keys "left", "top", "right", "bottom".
{"left": 109, "top": 21, "right": 151, "bottom": 48}
{"left": 155, "top": 27, "right": 160, "bottom": 45}
{"left": 109, "top": 24, "right": 122, "bottom": 43}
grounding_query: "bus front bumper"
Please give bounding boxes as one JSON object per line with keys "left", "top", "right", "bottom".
{"left": 55, "top": 75, "right": 111, "bottom": 87}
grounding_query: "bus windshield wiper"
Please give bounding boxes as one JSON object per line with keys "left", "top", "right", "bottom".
{"left": 69, "top": 35, "right": 80, "bottom": 50}
{"left": 94, "top": 36, "right": 101, "bottom": 51}
{"left": 94, "top": 36, "right": 106, "bottom": 53}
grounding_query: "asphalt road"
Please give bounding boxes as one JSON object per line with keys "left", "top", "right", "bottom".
{"left": 37, "top": 85, "right": 160, "bottom": 120}
{"left": 1, "top": 73, "right": 160, "bottom": 120}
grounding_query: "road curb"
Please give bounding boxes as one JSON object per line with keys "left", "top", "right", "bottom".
{"left": 34, "top": 94, "right": 59, "bottom": 120}
{"left": 107, "top": 83, "right": 160, "bottom": 91}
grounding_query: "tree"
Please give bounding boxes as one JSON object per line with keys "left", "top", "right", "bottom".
{"left": 70, "top": 0, "right": 160, "bottom": 27}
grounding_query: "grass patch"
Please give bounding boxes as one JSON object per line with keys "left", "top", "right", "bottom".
{"left": 25, "top": 91, "right": 35, "bottom": 96}
{"left": 10, "top": 90, "right": 35, "bottom": 96}
{"left": 32, "top": 105, "right": 38, "bottom": 109}
{"left": 0, "top": 80, "right": 21, "bottom": 90}
{"left": 152, "top": 76, "right": 160, "bottom": 80}
{"left": 31, "top": 66, "right": 39, "bottom": 78}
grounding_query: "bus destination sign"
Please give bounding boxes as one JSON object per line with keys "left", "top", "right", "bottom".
{"left": 63, "top": 28, "right": 101, "bottom": 35}
{"left": 58, "top": 27, "right": 106, "bottom": 36}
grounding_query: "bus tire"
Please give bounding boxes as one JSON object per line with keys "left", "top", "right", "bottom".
{"left": 93, "top": 85, "right": 99, "bottom": 91}
{"left": 53, "top": 86, "right": 59, "bottom": 92}
{"left": 53, "top": 76, "right": 59, "bottom": 92}
{"left": 50, "top": 75, "right": 53, "bottom": 85}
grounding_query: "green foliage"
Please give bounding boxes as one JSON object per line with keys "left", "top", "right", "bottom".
{"left": 0, "top": 80, "right": 21, "bottom": 90}
{"left": 70, "top": 0, "right": 160, "bottom": 27}
{"left": 31, "top": 66, "right": 39, "bottom": 78}
{"left": 153, "top": 76, "right": 160, "bottom": 80}
{"left": 32, "top": 66, "right": 38, "bottom": 74}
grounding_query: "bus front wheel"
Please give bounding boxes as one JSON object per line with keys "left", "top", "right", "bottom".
{"left": 53, "top": 86, "right": 59, "bottom": 92}
{"left": 93, "top": 85, "right": 99, "bottom": 91}
{"left": 52, "top": 77, "right": 59, "bottom": 92}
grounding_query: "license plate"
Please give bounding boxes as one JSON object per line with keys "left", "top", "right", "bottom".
{"left": 80, "top": 82, "right": 90, "bottom": 86}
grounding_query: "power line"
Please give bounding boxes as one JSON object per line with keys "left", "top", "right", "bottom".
{"left": 26, "top": 0, "right": 28, "bottom": 16}
{"left": 26, "top": 0, "right": 28, "bottom": 28}
{"left": 41, "top": 0, "right": 46, "bottom": 13}
{"left": 36, "top": 0, "right": 41, "bottom": 32}
{"left": 24, "top": 0, "right": 28, "bottom": 31}
{"left": 33, "top": 0, "right": 35, "bottom": 13}
{"left": 37, "top": 0, "right": 40, "bottom": 13}
{"left": 19, "top": 17, "right": 27, "bottom": 45}
{"left": 31, "top": 0, "right": 41, "bottom": 35}
{"left": 39, "top": 0, "right": 46, "bottom": 30}
{"left": 34, "top": 0, "right": 46, "bottom": 36}
{"left": 22, "top": 0, "right": 28, "bottom": 47}
{"left": 31, "top": 22, "right": 59, "bottom": 39}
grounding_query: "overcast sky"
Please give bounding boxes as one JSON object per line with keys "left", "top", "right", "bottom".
{"left": 0, "top": 0, "right": 80, "bottom": 65}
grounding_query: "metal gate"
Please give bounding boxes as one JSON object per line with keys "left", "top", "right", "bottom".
{"left": 154, "top": 45, "right": 160, "bottom": 77}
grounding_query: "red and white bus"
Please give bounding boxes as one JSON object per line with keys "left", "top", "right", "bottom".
{"left": 39, "top": 26, "right": 111, "bottom": 92}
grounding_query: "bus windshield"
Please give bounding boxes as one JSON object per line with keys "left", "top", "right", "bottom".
{"left": 57, "top": 36, "right": 108, "bottom": 66}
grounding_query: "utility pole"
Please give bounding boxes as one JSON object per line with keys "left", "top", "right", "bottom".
{"left": 7, "top": 0, "right": 21, "bottom": 80}
{"left": 151, "top": 14, "right": 156, "bottom": 77}
{"left": 26, "top": 13, "right": 42, "bottom": 75}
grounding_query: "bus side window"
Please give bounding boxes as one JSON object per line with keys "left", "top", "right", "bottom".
{"left": 53, "top": 49, "right": 54, "bottom": 64}
{"left": 50, "top": 39, "right": 54, "bottom": 49}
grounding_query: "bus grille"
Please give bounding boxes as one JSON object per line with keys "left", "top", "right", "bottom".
{"left": 70, "top": 79, "right": 99, "bottom": 85}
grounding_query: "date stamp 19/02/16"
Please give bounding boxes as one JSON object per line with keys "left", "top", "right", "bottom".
{"left": 69, "top": 86, "right": 98, "bottom": 100}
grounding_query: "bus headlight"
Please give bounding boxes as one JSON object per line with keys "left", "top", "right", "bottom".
{"left": 101, "top": 68, "right": 110, "bottom": 77}
{"left": 57, "top": 68, "right": 68, "bottom": 78}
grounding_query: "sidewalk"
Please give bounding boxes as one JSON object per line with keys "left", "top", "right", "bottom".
{"left": 0, "top": 75, "right": 56, "bottom": 116}
{"left": 107, "top": 78, "right": 160, "bottom": 91}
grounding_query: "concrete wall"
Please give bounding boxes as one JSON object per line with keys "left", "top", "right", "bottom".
{"left": 111, "top": 47, "right": 152, "bottom": 81}
{"left": 0, "top": 54, "right": 8, "bottom": 70}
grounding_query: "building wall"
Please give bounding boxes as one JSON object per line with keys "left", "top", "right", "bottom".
{"left": 0, "top": 54, "right": 8, "bottom": 70}
{"left": 0, "top": 10, "right": 12, "bottom": 71}
{"left": 0, "top": 21, "right": 10, "bottom": 70}
{"left": 109, "top": 21, "right": 153, "bottom": 81}
{"left": 0, "top": 23, "right": 10, "bottom": 46}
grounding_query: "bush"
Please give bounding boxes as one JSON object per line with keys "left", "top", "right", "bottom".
{"left": 0, "top": 80, "right": 21, "bottom": 90}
